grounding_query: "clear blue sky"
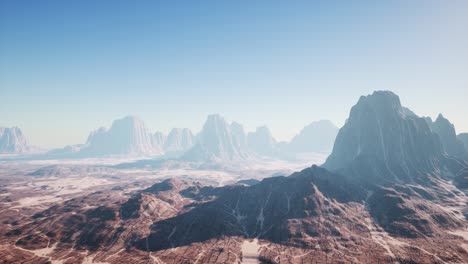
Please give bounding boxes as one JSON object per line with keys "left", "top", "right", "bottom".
{"left": 1, "top": 1, "right": 467, "bottom": 148}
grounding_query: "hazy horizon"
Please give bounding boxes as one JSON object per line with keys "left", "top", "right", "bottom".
{"left": 1, "top": 1, "right": 467, "bottom": 148}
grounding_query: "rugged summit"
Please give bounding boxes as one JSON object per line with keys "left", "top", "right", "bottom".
{"left": 0, "top": 127, "right": 31, "bottom": 153}
{"left": 286, "top": 120, "right": 338, "bottom": 153}
{"left": 323, "top": 91, "right": 455, "bottom": 185}
{"left": 429, "top": 114, "right": 468, "bottom": 160}
{"left": 183, "top": 114, "right": 250, "bottom": 163}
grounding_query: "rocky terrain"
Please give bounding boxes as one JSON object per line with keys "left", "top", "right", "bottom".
{"left": 0, "top": 91, "right": 467, "bottom": 263}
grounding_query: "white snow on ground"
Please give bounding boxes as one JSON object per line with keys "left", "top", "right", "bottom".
{"left": 448, "top": 229, "right": 468, "bottom": 240}
{"left": 241, "top": 239, "right": 261, "bottom": 264}
{"left": 448, "top": 229, "right": 468, "bottom": 252}
{"left": 32, "top": 176, "right": 112, "bottom": 195}
{"left": 14, "top": 195, "right": 63, "bottom": 208}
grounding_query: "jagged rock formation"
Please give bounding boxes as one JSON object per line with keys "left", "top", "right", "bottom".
{"left": 0, "top": 127, "right": 31, "bottom": 153}
{"left": 164, "top": 128, "right": 194, "bottom": 153}
{"left": 286, "top": 120, "right": 338, "bottom": 153}
{"left": 428, "top": 114, "right": 468, "bottom": 160}
{"left": 247, "top": 126, "right": 278, "bottom": 157}
{"left": 183, "top": 115, "right": 250, "bottom": 163}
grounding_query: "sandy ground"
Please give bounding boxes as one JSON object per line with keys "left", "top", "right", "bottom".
{"left": 241, "top": 239, "right": 261, "bottom": 264}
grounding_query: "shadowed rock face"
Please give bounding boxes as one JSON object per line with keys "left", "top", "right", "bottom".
{"left": 0, "top": 127, "right": 30, "bottom": 153}
{"left": 323, "top": 91, "right": 465, "bottom": 186}
{"left": 459, "top": 133, "right": 468, "bottom": 152}
{"left": 430, "top": 114, "right": 468, "bottom": 160}
{"left": 136, "top": 166, "right": 366, "bottom": 251}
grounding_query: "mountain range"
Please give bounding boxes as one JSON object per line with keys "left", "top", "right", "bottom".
{"left": 5, "top": 91, "right": 467, "bottom": 263}
{"left": 3, "top": 117, "right": 343, "bottom": 164}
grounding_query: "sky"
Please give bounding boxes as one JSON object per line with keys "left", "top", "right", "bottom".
{"left": 1, "top": 1, "right": 467, "bottom": 148}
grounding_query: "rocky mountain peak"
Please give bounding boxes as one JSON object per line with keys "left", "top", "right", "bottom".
{"left": 324, "top": 91, "right": 445, "bottom": 185}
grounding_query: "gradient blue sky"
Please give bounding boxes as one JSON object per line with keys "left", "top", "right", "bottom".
{"left": 1, "top": 1, "right": 467, "bottom": 148}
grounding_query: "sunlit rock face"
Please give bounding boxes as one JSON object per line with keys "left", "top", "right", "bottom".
{"left": 323, "top": 91, "right": 461, "bottom": 186}
{"left": 0, "top": 127, "right": 31, "bottom": 153}
{"left": 79, "top": 116, "right": 160, "bottom": 156}
{"left": 428, "top": 114, "right": 468, "bottom": 160}
{"left": 182, "top": 114, "right": 251, "bottom": 163}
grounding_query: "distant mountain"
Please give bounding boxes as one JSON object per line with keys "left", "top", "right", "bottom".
{"left": 458, "top": 133, "right": 468, "bottom": 152}
{"left": 324, "top": 91, "right": 466, "bottom": 186}
{"left": 247, "top": 126, "right": 278, "bottom": 157}
{"left": 286, "top": 120, "right": 338, "bottom": 153}
{"left": 71, "top": 116, "right": 161, "bottom": 157}
{"left": 183, "top": 114, "right": 250, "bottom": 163}
{"left": 428, "top": 114, "right": 468, "bottom": 160}
{"left": 0, "top": 127, "right": 31, "bottom": 153}
{"left": 164, "top": 128, "right": 194, "bottom": 153}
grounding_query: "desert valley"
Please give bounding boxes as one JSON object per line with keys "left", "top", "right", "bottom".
{"left": 0, "top": 91, "right": 467, "bottom": 263}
